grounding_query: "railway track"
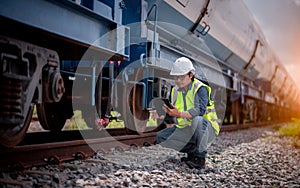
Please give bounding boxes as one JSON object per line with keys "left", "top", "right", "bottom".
{"left": 0, "top": 121, "right": 276, "bottom": 171}
{"left": 2, "top": 123, "right": 297, "bottom": 188}
{"left": 0, "top": 129, "right": 156, "bottom": 171}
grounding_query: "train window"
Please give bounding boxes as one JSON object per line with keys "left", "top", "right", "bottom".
{"left": 176, "top": 0, "right": 190, "bottom": 7}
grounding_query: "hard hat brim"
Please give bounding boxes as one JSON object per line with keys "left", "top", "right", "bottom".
{"left": 170, "top": 69, "right": 195, "bottom": 76}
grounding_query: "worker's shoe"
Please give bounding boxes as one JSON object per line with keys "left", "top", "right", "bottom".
{"left": 180, "top": 153, "right": 194, "bottom": 162}
{"left": 185, "top": 156, "right": 205, "bottom": 169}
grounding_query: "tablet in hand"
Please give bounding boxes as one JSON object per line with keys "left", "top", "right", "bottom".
{"left": 162, "top": 98, "right": 174, "bottom": 109}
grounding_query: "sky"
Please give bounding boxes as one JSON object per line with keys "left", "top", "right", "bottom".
{"left": 243, "top": 0, "right": 300, "bottom": 90}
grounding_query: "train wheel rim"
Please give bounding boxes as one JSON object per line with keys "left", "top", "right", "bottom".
{"left": 123, "top": 68, "right": 148, "bottom": 134}
{"left": 0, "top": 104, "right": 33, "bottom": 147}
{"left": 36, "top": 102, "right": 66, "bottom": 131}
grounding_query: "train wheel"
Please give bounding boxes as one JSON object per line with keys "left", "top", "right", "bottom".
{"left": 37, "top": 102, "right": 67, "bottom": 131}
{"left": 81, "top": 71, "right": 103, "bottom": 130}
{"left": 82, "top": 106, "right": 97, "bottom": 129}
{"left": 0, "top": 104, "right": 33, "bottom": 147}
{"left": 123, "top": 68, "right": 149, "bottom": 134}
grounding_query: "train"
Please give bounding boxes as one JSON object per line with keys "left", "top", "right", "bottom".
{"left": 1, "top": 0, "right": 300, "bottom": 147}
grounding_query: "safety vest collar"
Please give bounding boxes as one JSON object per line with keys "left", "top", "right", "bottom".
{"left": 172, "top": 79, "right": 199, "bottom": 105}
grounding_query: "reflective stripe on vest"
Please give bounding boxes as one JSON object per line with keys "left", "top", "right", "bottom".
{"left": 171, "top": 79, "right": 220, "bottom": 135}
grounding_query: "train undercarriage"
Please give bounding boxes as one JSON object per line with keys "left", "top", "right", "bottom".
{"left": 0, "top": 32, "right": 293, "bottom": 147}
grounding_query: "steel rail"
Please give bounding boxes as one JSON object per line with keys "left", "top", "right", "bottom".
{"left": 0, "top": 132, "right": 156, "bottom": 171}
{"left": 0, "top": 121, "right": 279, "bottom": 171}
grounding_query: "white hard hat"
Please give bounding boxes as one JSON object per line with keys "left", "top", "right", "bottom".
{"left": 170, "top": 57, "right": 195, "bottom": 76}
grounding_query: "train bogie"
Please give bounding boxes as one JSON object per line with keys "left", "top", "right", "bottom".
{"left": 0, "top": 36, "right": 64, "bottom": 147}
{"left": 1, "top": 0, "right": 130, "bottom": 146}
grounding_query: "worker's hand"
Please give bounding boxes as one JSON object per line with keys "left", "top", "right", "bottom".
{"left": 163, "top": 104, "right": 180, "bottom": 117}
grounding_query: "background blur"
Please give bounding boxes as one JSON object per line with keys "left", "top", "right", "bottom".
{"left": 244, "top": 0, "right": 300, "bottom": 90}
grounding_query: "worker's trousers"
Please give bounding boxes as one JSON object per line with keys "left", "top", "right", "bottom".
{"left": 156, "top": 116, "right": 216, "bottom": 158}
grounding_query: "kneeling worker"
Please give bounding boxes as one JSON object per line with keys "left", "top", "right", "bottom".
{"left": 156, "top": 57, "right": 220, "bottom": 169}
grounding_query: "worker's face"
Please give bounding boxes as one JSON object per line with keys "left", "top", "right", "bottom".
{"left": 174, "top": 73, "right": 192, "bottom": 88}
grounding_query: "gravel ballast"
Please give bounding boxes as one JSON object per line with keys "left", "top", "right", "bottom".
{"left": 1, "top": 125, "right": 299, "bottom": 187}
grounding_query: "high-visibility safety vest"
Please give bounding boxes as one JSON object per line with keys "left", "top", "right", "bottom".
{"left": 171, "top": 78, "right": 220, "bottom": 135}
